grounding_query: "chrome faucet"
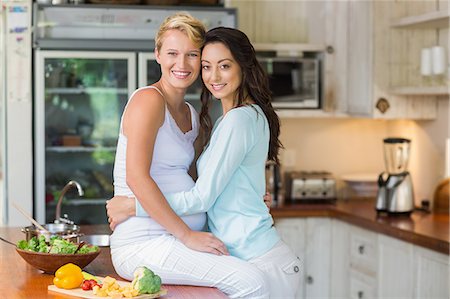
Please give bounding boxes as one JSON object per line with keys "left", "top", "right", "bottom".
{"left": 55, "top": 180, "right": 84, "bottom": 224}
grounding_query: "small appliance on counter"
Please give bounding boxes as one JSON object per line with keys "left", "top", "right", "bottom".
{"left": 376, "top": 138, "right": 414, "bottom": 215}
{"left": 285, "top": 171, "right": 336, "bottom": 203}
{"left": 266, "top": 161, "right": 283, "bottom": 206}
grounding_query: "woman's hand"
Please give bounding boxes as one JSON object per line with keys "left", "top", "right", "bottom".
{"left": 180, "top": 230, "right": 230, "bottom": 256}
{"left": 106, "top": 196, "right": 136, "bottom": 230}
{"left": 106, "top": 196, "right": 229, "bottom": 255}
{"left": 263, "top": 191, "right": 273, "bottom": 209}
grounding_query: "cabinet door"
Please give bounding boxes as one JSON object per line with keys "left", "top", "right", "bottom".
{"left": 349, "top": 225, "right": 378, "bottom": 277}
{"left": 377, "top": 235, "right": 414, "bottom": 298}
{"left": 305, "top": 218, "right": 331, "bottom": 298}
{"left": 330, "top": 219, "right": 350, "bottom": 298}
{"left": 274, "top": 218, "right": 306, "bottom": 299}
{"left": 350, "top": 270, "right": 377, "bottom": 299}
{"left": 347, "top": 0, "right": 373, "bottom": 116}
{"left": 414, "top": 246, "right": 449, "bottom": 299}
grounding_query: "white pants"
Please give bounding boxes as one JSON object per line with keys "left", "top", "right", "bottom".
{"left": 111, "top": 234, "right": 270, "bottom": 298}
{"left": 249, "top": 241, "right": 302, "bottom": 299}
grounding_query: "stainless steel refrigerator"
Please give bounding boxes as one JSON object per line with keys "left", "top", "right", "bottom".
{"left": 33, "top": 3, "right": 236, "bottom": 224}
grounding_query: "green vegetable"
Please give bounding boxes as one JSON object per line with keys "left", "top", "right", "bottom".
{"left": 28, "top": 236, "right": 39, "bottom": 252}
{"left": 38, "top": 235, "right": 48, "bottom": 253}
{"left": 17, "top": 240, "right": 28, "bottom": 250}
{"left": 16, "top": 236, "right": 98, "bottom": 254}
{"left": 82, "top": 271, "right": 102, "bottom": 283}
{"left": 131, "top": 266, "right": 161, "bottom": 294}
{"left": 49, "top": 239, "right": 77, "bottom": 254}
{"left": 77, "top": 244, "right": 98, "bottom": 254}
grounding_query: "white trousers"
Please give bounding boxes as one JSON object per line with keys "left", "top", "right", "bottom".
{"left": 249, "top": 241, "right": 302, "bottom": 299}
{"left": 111, "top": 234, "right": 270, "bottom": 299}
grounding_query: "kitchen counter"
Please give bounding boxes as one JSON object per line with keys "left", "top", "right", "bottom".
{"left": 271, "top": 199, "right": 449, "bottom": 255}
{"left": 0, "top": 226, "right": 227, "bottom": 299}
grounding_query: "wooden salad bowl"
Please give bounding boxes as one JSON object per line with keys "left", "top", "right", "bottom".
{"left": 16, "top": 247, "right": 101, "bottom": 274}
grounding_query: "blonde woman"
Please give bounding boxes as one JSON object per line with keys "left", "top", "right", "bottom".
{"left": 109, "top": 13, "right": 269, "bottom": 298}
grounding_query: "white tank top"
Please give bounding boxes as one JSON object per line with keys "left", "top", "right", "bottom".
{"left": 111, "top": 86, "right": 206, "bottom": 246}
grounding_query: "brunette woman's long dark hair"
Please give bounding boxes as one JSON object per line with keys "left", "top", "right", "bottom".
{"left": 199, "top": 27, "right": 282, "bottom": 164}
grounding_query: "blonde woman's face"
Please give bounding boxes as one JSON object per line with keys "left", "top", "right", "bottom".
{"left": 155, "top": 29, "right": 201, "bottom": 90}
{"left": 201, "top": 42, "right": 242, "bottom": 103}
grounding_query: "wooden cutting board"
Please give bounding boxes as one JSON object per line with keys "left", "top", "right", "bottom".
{"left": 48, "top": 278, "right": 168, "bottom": 299}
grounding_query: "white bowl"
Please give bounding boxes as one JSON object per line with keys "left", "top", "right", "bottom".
{"left": 342, "top": 174, "right": 378, "bottom": 197}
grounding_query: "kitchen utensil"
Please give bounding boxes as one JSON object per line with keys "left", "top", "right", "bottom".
{"left": 22, "top": 223, "right": 81, "bottom": 242}
{"left": 74, "top": 241, "right": 85, "bottom": 254}
{"left": 376, "top": 138, "right": 414, "bottom": 215}
{"left": 48, "top": 278, "right": 167, "bottom": 299}
{"left": 12, "top": 202, "right": 51, "bottom": 235}
{"left": 433, "top": 178, "right": 449, "bottom": 214}
{"left": 0, "top": 236, "right": 16, "bottom": 246}
{"left": 16, "top": 247, "right": 100, "bottom": 274}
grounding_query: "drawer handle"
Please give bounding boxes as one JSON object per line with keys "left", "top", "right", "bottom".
{"left": 306, "top": 275, "right": 313, "bottom": 284}
{"left": 358, "top": 245, "right": 365, "bottom": 254}
{"left": 358, "top": 290, "right": 364, "bottom": 298}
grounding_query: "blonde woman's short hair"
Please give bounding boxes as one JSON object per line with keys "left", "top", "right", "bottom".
{"left": 155, "top": 12, "right": 206, "bottom": 51}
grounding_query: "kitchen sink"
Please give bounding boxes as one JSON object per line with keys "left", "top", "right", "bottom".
{"left": 80, "top": 234, "right": 110, "bottom": 247}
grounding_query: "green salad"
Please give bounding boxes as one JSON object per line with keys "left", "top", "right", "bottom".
{"left": 17, "top": 235, "right": 98, "bottom": 254}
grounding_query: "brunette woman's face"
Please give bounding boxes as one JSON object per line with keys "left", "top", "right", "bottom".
{"left": 155, "top": 29, "right": 201, "bottom": 90}
{"left": 201, "top": 42, "right": 242, "bottom": 103}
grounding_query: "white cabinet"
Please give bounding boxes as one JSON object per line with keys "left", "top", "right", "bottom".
{"left": 330, "top": 221, "right": 449, "bottom": 299}
{"left": 348, "top": 225, "right": 378, "bottom": 299}
{"left": 304, "top": 218, "right": 331, "bottom": 298}
{"left": 333, "top": 0, "right": 439, "bottom": 119}
{"left": 390, "top": 9, "right": 450, "bottom": 96}
{"left": 349, "top": 226, "right": 378, "bottom": 277}
{"left": 276, "top": 218, "right": 449, "bottom": 299}
{"left": 377, "top": 235, "right": 414, "bottom": 298}
{"left": 274, "top": 217, "right": 331, "bottom": 299}
{"left": 274, "top": 218, "right": 306, "bottom": 299}
{"left": 414, "top": 246, "right": 450, "bottom": 299}
{"left": 346, "top": 0, "right": 373, "bottom": 117}
{"left": 349, "top": 269, "right": 377, "bottom": 299}
{"left": 330, "top": 220, "right": 350, "bottom": 298}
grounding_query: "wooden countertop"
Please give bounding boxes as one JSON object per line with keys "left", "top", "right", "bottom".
{"left": 271, "top": 199, "right": 449, "bottom": 255}
{"left": 0, "top": 226, "right": 227, "bottom": 299}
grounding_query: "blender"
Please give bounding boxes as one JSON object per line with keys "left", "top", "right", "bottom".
{"left": 376, "top": 138, "right": 414, "bottom": 215}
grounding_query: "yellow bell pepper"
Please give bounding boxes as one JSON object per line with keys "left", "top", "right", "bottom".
{"left": 53, "top": 263, "right": 84, "bottom": 290}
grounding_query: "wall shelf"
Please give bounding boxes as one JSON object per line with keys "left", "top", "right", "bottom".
{"left": 390, "top": 86, "right": 449, "bottom": 96}
{"left": 391, "top": 10, "right": 450, "bottom": 29}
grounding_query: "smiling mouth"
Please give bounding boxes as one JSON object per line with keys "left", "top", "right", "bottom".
{"left": 211, "top": 83, "right": 226, "bottom": 91}
{"left": 172, "top": 71, "right": 191, "bottom": 79}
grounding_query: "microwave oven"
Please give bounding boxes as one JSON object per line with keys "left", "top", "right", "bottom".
{"left": 258, "top": 56, "right": 321, "bottom": 109}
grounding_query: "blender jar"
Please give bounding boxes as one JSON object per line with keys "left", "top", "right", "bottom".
{"left": 383, "top": 138, "right": 411, "bottom": 174}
